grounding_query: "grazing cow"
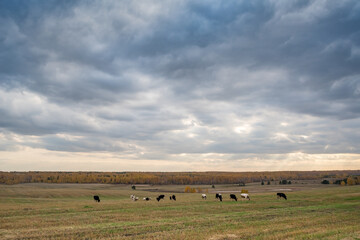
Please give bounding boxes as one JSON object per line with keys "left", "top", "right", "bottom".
{"left": 202, "top": 194, "right": 207, "bottom": 200}
{"left": 240, "top": 193, "right": 250, "bottom": 200}
{"left": 130, "top": 195, "right": 139, "bottom": 201}
{"left": 170, "top": 195, "right": 176, "bottom": 201}
{"left": 230, "top": 194, "right": 238, "bottom": 201}
{"left": 156, "top": 194, "right": 165, "bottom": 202}
{"left": 277, "top": 192, "right": 287, "bottom": 200}
{"left": 93, "top": 195, "right": 100, "bottom": 202}
{"left": 215, "top": 193, "right": 222, "bottom": 201}
{"left": 143, "top": 197, "right": 151, "bottom": 201}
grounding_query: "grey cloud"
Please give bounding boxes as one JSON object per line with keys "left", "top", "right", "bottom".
{"left": 0, "top": 0, "right": 360, "bottom": 160}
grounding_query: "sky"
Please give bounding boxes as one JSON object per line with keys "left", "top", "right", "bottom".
{"left": 0, "top": 0, "right": 360, "bottom": 171}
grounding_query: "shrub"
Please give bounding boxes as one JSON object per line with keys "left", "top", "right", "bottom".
{"left": 334, "top": 179, "right": 348, "bottom": 185}
{"left": 184, "top": 186, "right": 197, "bottom": 193}
{"left": 333, "top": 179, "right": 342, "bottom": 184}
{"left": 321, "top": 180, "right": 330, "bottom": 184}
{"left": 347, "top": 177, "right": 355, "bottom": 186}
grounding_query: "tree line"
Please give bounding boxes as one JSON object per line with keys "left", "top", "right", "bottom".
{"left": 1, "top": 170, "right": 359, "bottom": 185}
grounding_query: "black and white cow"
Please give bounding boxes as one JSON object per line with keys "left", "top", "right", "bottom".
{"left": 202, "top": 194, "right": 207, "bottom": 200}
{"left": 240, "top": 193, "right": 250, "bottom": 200}
{"left": 170, "top": 195, "right": 176, "bottom": 201}
{"left": 157, "top": 194, "right": 165, "bottom": 202}
{"left": 277, "top": 192, "right": 287, "bottom": 200}
{"left": 143, "top": 197, "right": 151, "bottom": 201}
{"left": 93, "top": 195, "right": 100, "bottom": 202}
{"left": 130, "top": 195, "right": 139, "bottom": 201}
{"left": 215, "top": 193, "right": 222, "bottom": 201}
{"left": 230, "top": 194, "right": 238, "bottom": 201}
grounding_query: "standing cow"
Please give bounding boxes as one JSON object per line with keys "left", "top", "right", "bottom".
{"left": 93, "top": 195, "right": 100, "bottom": 202}
{"left": 157, "top": 195, "right": 165, "bottom": 202}
{"left": 170, "top": 195, "right": 176, "bottom": 201}
{"left": 202, "top": 194, "right": 207, "bottom": 200}
{"left": 277, "top": 193, "right": 287, "bottom": 200}
{"left": 230, "top": 194, "right": 238, "bottom": 201}
{"left": 215, "top": 193, "right": 222, "bottom": 201}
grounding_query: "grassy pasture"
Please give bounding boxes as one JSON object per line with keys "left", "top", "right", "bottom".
{"left": 0, "top": 183, "right": 359, "bottom": 239}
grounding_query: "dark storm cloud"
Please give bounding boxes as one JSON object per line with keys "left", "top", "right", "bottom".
{"left": 0, "top": 0, "right": 360, "bottom": 157}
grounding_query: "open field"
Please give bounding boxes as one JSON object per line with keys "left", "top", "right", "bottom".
{"left": 0, "top": 183, "right": 359, "bottom": 239}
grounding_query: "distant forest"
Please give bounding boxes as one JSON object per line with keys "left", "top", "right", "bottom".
{"left": 1, "top": 170, "right": 360, "bottom": 185}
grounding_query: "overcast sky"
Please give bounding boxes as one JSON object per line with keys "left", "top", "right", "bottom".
{"left": 1, "top": 0, "right": 360, "bottom": 171}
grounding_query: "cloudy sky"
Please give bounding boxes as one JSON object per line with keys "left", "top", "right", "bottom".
{"left": 1, "top": 0, "right": 360, "bottom": 171}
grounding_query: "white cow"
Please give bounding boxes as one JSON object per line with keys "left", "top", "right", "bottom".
{"left": 202, "top": 194, "right": 207, "bottom": 200}
{"left": 240, "top": 193, "right": 250, "bottom": 200}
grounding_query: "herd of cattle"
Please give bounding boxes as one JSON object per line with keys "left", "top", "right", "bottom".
{"left": 93, "top": 192, "right": 287, "bottom": 202}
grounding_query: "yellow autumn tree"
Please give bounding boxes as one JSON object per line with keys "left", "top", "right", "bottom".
{"left": 184, "top": 186, "right": 197, "bottom": 193}
{"left": 347, "top": 177, "right": 354, "bottom": 186}
{"left": 184, "top": 186, "right": 191, "bottom": 193}
{"left": 356, "top": 176, "right": 360, "bottom": 185}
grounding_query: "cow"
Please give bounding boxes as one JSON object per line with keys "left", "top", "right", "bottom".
{"left": 240, "top": 193, "right": 250, "bottom": 200}
{"left": 156, "top": 194, "right": 165, "bottom": 202}
{"left": 93, "top": 195, "right": 100, "bottom": 202}
{"left": 143, "top": 197, "right": 151, "bottom": 201}
{"left": 130, "top": 195, "right": 139, "bottom": 201}
{"left": 277, "top": 192, "right": 287, "bottom": 200}
{"left": 170, "top": 195, "right": 176, "bottom": 201}
{"left": 202, "top": 194, "right": 207, "bottom": 200}
{"left": 230, "top": 194, "right": 238, "bottom": 201}
{"left": 215, "top": 193, "right": 222, "bottom": 201}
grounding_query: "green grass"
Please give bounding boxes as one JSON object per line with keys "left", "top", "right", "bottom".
{"left": 0, "top": 183, "right": 359, "bottom": 239}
